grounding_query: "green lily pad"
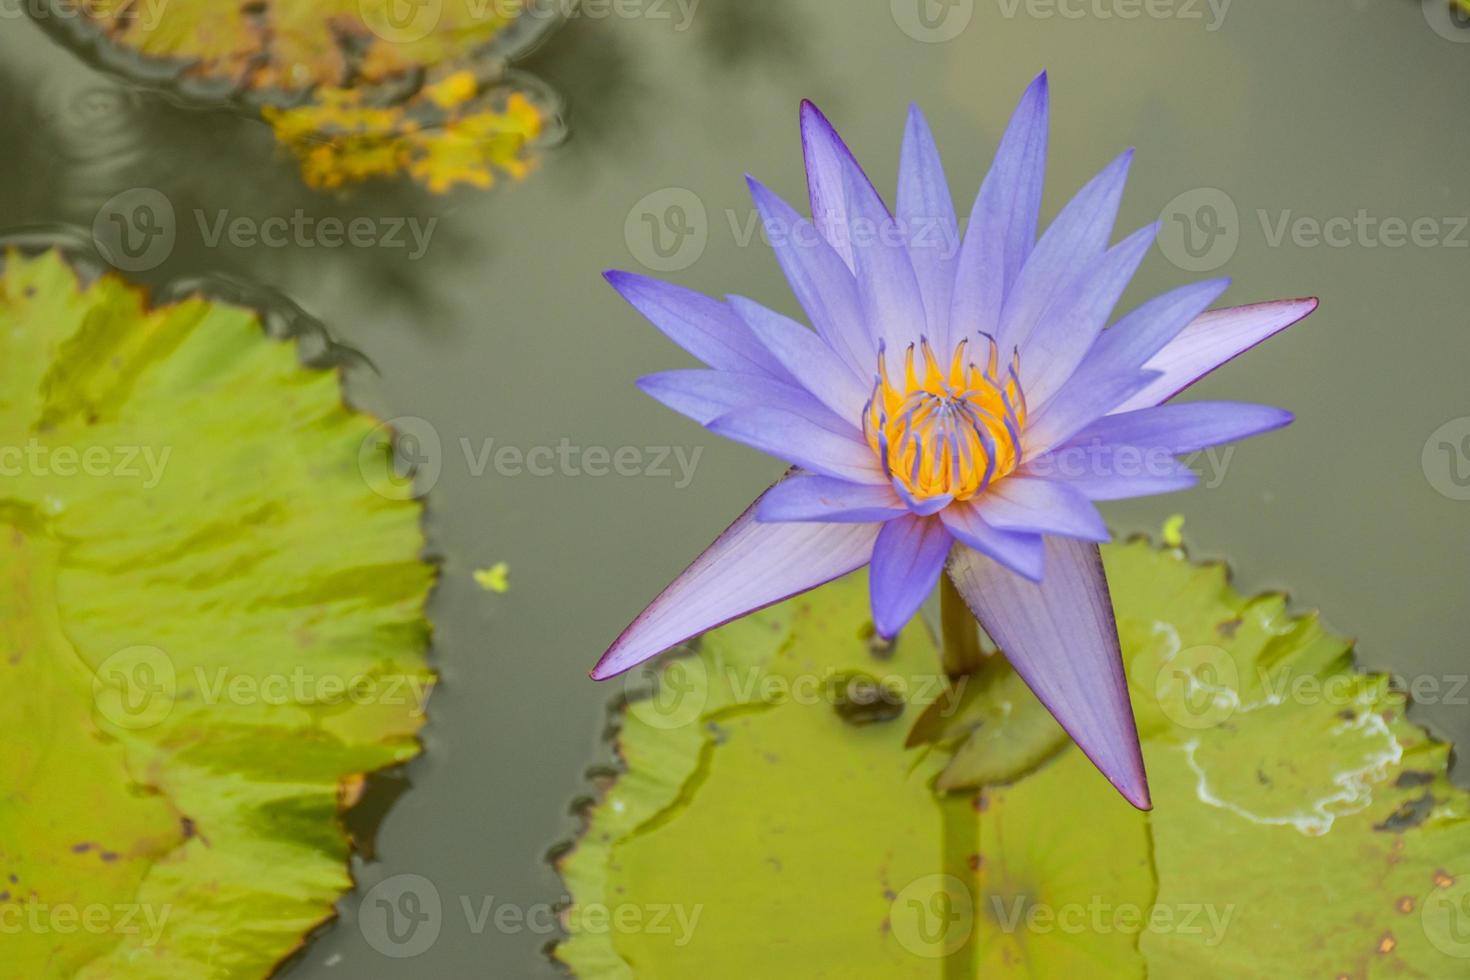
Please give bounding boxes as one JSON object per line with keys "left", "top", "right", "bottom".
{"left": 0, "top": 249, "right": 434, "bottom": 978}
{"left": 557, "top": 538, "right": 1470, "bottom": 977}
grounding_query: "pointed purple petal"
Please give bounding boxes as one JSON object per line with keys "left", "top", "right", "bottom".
{"left": 939, "top": 503, "right": 1045, "bottom": 581}
{"left": 996, "top": 149, "right": 1134, "bottom": 353}
{"left": 637, "top": 369, "right": 841, "bottom": 428}
{"left": 950, "top": 72, "right": 1049, "bottom": 343}
{"left": 1022, "top": 369, "right": 1163, "bottom": 458}
{"left": 801, "top": 100, "right": 869, "bottom": 270}
{"left": 746, "top": 177, "right": 874, "bottom": 375}
{"left": 891, "top": 478, "right": 953, "bottom": 517}
{"left": 973, "top": 476, "right": 1110, "bottom": 542}
{"left": 1068, "top": 401, "right": 1293, "bottom": 454}
{"left": 898, "top": 104, "right": 960, "bottom": 350}
{"left": 592, "top": 489, "right": 880, "bottom": 678}
{"left": 947, "top": 537, "right": 1150, "bottom": 809}
{"left": 1071, "top": 279, "right": 1232, "bottom": 387}
{"left": 840, "top": 151, "right": 928, "bottom": 359}
{"left": 710, "top": 406, "right": 886, "bottom": 484}
{"left": 606, "top": 271, "right": 794, "bottom": 382}
{"left": 1114, "top": 298, "right": 1319, "bottom": 413}
{"left": 869, "top": 514, "right": 952, "bottom": 638}
{"left": 728, "top": 295, "right": 871, "bottom": 420}
{"left": 756, "top": 474, "right": 908, "bottom": 523}
{"left": 1019, "top": 222, "right": 1159, "bottom": 405}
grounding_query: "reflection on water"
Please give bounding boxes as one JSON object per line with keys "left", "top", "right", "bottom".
{"left": 39, "top": 79, "right": 149, "bottom": 215}
{"left": 523, "top": 0, "right": 810, "bottom": 162}
{"left": 0, "top": 48, "right": 482, "bottom": 322}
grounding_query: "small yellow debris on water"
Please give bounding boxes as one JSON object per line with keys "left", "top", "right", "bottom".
{"left": 1161, "top": 514, "right": 1185, "bottom": 548}
{"left": 474, "top": 562, "right": 510, "bottom": 593}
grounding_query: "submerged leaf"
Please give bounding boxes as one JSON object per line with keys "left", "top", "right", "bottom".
{"left": 0, "top": 249, "right": 434, "bottom": 977}
{"left": 906, "top": 647, "right": 1069, "bottom": 792}
{"left": 559, "top": 538, "right": 1470, "bottom": 977}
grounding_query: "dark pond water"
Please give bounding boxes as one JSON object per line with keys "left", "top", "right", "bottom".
{"left": 2, "top": 1, "right": 1468, "bottom": 975}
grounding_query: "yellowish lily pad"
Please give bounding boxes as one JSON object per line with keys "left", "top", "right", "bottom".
{"left": 558, "top": 539, "right": 1470, "bottom": 977}
{"left": 0, "top": 249, "right": 434, "bottom": 978}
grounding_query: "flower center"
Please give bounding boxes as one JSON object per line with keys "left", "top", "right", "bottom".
{"left": 863, "top": 336, "right": 1027, "bottom": 502}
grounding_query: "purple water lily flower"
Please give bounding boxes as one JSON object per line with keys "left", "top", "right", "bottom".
{"left": 591, "top": 72, "right": 1316, "bottom": 810}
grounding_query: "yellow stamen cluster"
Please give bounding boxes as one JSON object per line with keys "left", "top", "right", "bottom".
{"left": 863, "top": 337, "right": 1027, "bottom": 502}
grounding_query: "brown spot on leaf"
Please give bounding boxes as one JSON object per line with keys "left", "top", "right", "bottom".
{"left": 1374, "top": 793, "right": 1434, "bottom": 833}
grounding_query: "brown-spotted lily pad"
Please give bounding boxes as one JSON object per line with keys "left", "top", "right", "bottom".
{"left": 27, "top": 0, "right": 563, "bottom": 191}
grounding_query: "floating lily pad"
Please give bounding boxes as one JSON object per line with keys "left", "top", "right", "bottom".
{"left": 557, "top": 538, "right": 1470, "bottom": 977}
{"left": 27, "top": 0, "right": 562, "bottom": 191}
{"left": 0, "top": 249, "right": 434, "bottom": 977}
